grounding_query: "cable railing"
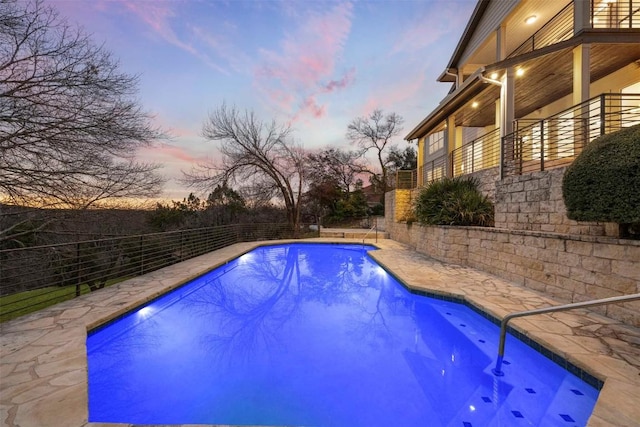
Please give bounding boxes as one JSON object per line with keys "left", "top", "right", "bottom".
{"left": 502, "top": 93, "right": 640, "bottom": 177}
{"left": 0, "top": 223, "right": 307, "bottom": 322}
{"left": 418, "top": 154, "right": 447, "bottom": 187}
{"left": 395, "top": 169, "right": 417, "bottom": 190}
{"left": 451, "top": 128, "right": 501, "bottom": 177}
{"left": 508, "top": 2, "right": 574, "bottom": 59}
{"left": 591, "top": 0, "right": 640, "bottom": 28}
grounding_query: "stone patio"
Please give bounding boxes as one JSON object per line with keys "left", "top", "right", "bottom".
{"left": 1, "top": 238, "right": 639, "bottom": 427}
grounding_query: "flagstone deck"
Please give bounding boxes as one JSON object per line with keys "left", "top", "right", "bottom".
{"left": 1, "top": 238, "right": 639, "bottom": 427}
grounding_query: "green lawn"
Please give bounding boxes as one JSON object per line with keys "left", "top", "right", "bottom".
{"left": 0, "top": 278, "right": 127, "bottom": 323}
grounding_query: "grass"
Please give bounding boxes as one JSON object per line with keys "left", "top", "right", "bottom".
{"left": 0, "top": 278, "right": 127, "bottom": 323}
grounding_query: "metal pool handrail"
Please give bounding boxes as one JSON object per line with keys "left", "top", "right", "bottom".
{"left": 492, "top": 292, "right": 640, "bottom": 376}
{"left": 362, "top": 219, "right": 378, "bottom": 244}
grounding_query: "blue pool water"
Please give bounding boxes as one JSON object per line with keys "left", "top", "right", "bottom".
{"left": 87, "top": 243, "right": 599, "bottom": 426}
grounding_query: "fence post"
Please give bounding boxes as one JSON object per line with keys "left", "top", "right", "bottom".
{"left": 180, "top": 231, "right": 184, "bottom": 261}
{"left": 540, "top": 121, "right": 545, "bottom": 171}
{"left": 471, "top": 143, "right": 475, "bottom": 173}
{"left": 600, "top": 93, "right": 606, "bottom": 136}
{"left": 139, "top": 235, "right": 144, "bottom": 275}
{"left": 75, "top": 242, "right": 81, "bottom": 297}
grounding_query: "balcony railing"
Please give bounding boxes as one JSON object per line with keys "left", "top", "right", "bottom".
{"left": 418, "top": 154, "right": 447, "bottom": 187}
{"left": 502, "top": 93, "right": 640, "bottom": 177}
{"left": 508, "top": 1, "right": 639, "bottom": 60}
{"left": 451, "top": 128, "right": 501, "bottom": 177}
{"left": 591, "top": 0, "right": 640, "bottom": 28}
{"left": 509, "top": 2, "right": 574, "bottom": 59}
{"left": 395, "top": 169, "right": 417, "bottom": 190}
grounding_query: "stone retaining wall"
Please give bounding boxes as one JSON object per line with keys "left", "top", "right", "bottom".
{"left": 495, "top": 167, "right": 609, "bottom": 236}
{"left": 386, "top": 220, "right": 640, "bottom": 327}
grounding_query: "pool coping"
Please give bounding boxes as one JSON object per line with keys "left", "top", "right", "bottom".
{"left": 1, "top": 238, "right": 639, "bottom": 427}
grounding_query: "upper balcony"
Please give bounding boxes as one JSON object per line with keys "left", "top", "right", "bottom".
{"left": 509, "top": 0, "right": 639, "bottom": 59}
{"left": 441, "top": 0, "right": 639, "bottom": 86}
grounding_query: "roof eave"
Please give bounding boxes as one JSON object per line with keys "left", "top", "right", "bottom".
{"left": 405, "top": 68, "right": 486, "bottom": 141}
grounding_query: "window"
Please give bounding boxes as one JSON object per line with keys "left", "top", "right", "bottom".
{"left": 426, "top": 130, "right": 445, "bottom": 154}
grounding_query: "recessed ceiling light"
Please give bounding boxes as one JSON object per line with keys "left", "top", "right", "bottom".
{"left": 490, "top": 72, "right": 499, "bottom": 80}
{"left": 471, "top": 101, "right": 479, "bottom": 108}
{"left": 516, "top": 68, "right": 525, "bottom": 77}
{"left": 525, "top": 15, "right": 537, "bottom": 24}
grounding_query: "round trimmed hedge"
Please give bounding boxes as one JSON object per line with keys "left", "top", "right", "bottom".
{"left": 562, "top": 124, "right": 640, "bottom": 224}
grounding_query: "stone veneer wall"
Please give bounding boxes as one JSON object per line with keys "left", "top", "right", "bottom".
{"left": 385, "top": 220, "right": 640, "bottom": 327}
{"left": 467, "top": 167, "right": 500, "bottom": 202}
{"left": 495, "top": 167, "right": 609, "bottom": 236}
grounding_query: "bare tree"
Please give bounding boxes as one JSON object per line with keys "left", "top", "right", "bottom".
{"left": 0, "top": 0, "right": 164, "bottom": 208}
{"left": 306, "top": 147, "right": 367, "bottom": 194}
{"left": 347, "top": 109, "right": 404, "bottom": 195}
{"left": 183, "top": 104, "right": 306, "bottom": 233}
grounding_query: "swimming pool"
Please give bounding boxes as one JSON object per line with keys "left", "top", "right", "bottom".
{"left": 87, "top": 243, "right": 599, "bottom": 426}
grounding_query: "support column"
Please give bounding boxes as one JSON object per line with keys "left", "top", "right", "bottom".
{"left": 496, "top": 24, "right": 507, "bottom": 62}
{"left": 499, "top": 67, "right": 515, "bottom": 179}
{"left": 573, "top": 43, "right": 591, "bottom": 153}
{"left": 417, "top": 137, "right": 424, "bottom": 186}
{"left": 573, "top": 44, "right": 591, "bottom": 105}
{"left": 574, "top": 0, "right": 591, "bottom": 34}
{"left": 446, "top": 116, "right": 456, "bottom": 177}
{"left": 501, "top": 67, "right": 515, "bottom": 136}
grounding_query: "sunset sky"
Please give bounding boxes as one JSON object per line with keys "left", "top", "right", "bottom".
{"left": 49, "top": 0, "right": 477, "bottom": 199}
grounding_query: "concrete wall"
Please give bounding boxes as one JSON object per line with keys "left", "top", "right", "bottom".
{"left": 385, "top": 220, "right": 640, "bottom": 327}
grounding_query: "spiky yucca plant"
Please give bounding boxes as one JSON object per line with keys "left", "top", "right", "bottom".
{"left": 414, "top": 176, "right": 494, "bottom": 226}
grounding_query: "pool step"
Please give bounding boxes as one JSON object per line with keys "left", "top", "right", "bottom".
{"left": 319, "top": 228, "right": 389, "bottom": 239}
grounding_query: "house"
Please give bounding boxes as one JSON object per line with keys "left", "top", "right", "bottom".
{"left": 384, "top": 0, "right": 640, "bottom": 327}
{"left": 402, "top": 0, "right": 639, "bottom": 190}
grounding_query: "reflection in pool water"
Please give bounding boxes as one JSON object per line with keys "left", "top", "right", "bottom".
{"left": 87, "top": 243, "right": 598, "bottom": 426}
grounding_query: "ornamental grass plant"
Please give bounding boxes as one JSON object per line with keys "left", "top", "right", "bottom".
{"left": 414, "top": 176, "right": 494, "bottom": 226}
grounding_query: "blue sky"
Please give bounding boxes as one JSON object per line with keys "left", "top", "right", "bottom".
{"left": 50, "top": 0, "right": 477, "bottom": 199}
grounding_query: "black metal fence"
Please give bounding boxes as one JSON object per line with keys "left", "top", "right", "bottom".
{"left": 0, "top": 223, "right": 308, "bottom": 321}
{"left": 509, "top": 2, "right": 574, "bottom": 59}
{"left": 591, "top": 0, "right": 640, "bottom": 29}
{"left": 502, "top": 93, "right": 640, "bottom": 176}
{"left": 451, "top": 128, "right": 501, "bottom": 177}
{"left": 395, "top": 170, "right": 417, "bottom": 190}
{"left": 418, "top": 154, "right": 447, "bottom": 187}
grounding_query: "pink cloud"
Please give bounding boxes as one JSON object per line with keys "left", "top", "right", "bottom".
{"left": 144, "top": 143, "right": 206, "bottom": 164}
{"left": 323, "top": 68, "right": 356, "bottom": 93}
{"left": 254, "top": 2, "right": 354, "bottom": 120}
{"left": 291, "top": 96, "right": 327, "bottom": 123}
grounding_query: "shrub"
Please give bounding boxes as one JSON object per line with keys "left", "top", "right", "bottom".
{"left": 414, "top": 176, "right": 494, "bottom": 226}
{"left": 562, "top": 124, "right": 640, "bottom": 232}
